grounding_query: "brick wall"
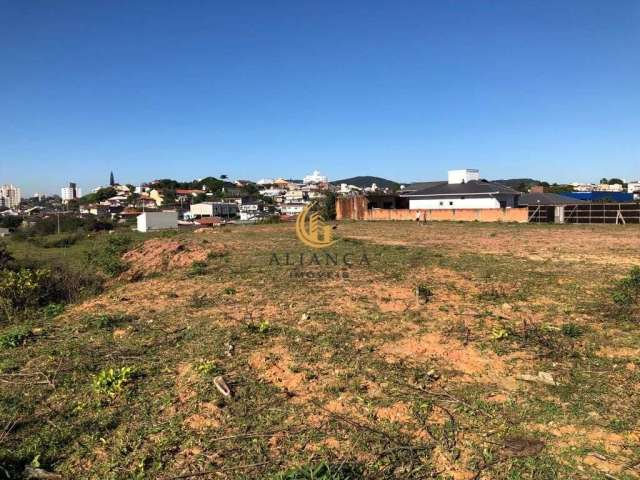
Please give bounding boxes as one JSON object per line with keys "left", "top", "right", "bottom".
{"left": 336, "top": 196, "right": 529, "bottom": 223}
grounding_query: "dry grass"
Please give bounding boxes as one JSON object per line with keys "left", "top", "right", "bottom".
{"left": 2, "top": 221, "right": 640, "bottom": 479}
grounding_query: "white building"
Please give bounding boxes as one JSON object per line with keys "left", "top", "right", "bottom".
{"left": 338, "top": 183, "right": 362, "bottom": 194}
{"left": 303, "top": 170, "right": 328, "bottom": 185}
{"left": 596, "top": 183, "right": 623, "bottom": 192}
{"left": 136, "top": 211, "right": 178, "bottom": 232}
{"left": 280, "top": 203, "right": 306, "bottom": 215}
{"left": 447, "top": 169, "right": 480, "bottom": 184}
{"left": 284, "top": 190, "right": 305, "bottom": 203}
{"left": 190, "top": 202, "right": 239, "bottom": 218}
{"left": 259, "top": 188, "right": 286, "bottom": 198}
{"left": 0, "top": 184, "right": 21, "bottom": 209}
{"left": 61, "top": 182, "right": 81, "bottom": 202}
{"left": 402, "top": 170, "right": 520, "bottom": 210}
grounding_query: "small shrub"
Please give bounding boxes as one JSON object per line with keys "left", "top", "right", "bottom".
{"left": 85, "top": 235, "right": 134, "bottom": 277}
{"left": 206, "top": 250, "right": 227, "bottom": 260}
{"left": 272, "top": 461, "right": 363, "bottom": 480}
{"left": 247, "top": 319, "right": 271, "bottom": 334}
{"left": 39, "top": 264, "right": 103, "bottom": 305}
{"left": 92, "top": 366, "right": 138, "bottom": 397}
{"left": 416, "top": 283, "right": 433, "bottom": 304}
{"left": 189, "top": 261, "right": 208, "bottom": 276}
{"left": 477, "top": 286, "right": 509, "bottom": 303}
{"left": 84, "top": 313, "right": 133, "bottom": 330}
{"left": 612, "top": 266, "right": 640, "bottom": 308}
{"left": 42, "top": 303, "right": 65, "bottom": 318}
{"left": 0, "top": 242, "right": 14, "bottom": 269}
{"left": 34, "top": 233, "right": 83, "bottom": 249}
{"left": 224, "top": 287, "right": 236, "bottom": 295}
{"left": 195, "top": 360, "right": 221, "bottom": 376}
{"left": 0, "top": 268, "right": 49, "bottom": 319}
{"left": 0, "top": 326, "right": 31, "bottom": 348}
{"left": 561, "top": 322, "right": 583, "bottom": 338}
{"left": 189, "top": 293, "right": 214, "bottom": 308}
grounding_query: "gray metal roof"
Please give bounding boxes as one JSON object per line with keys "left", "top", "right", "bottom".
{"left": 518, "top": 192, "right": 587, "bottom": 206}
{"left": 403, "top": 180, "right": 520, "bottom": 197}
{"left": 401, "top": 181, "right": 447, "bottom": 192}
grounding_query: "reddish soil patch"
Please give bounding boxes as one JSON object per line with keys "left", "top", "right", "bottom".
{"left": 184, "top": 402, "right": 223, "bottom": 431}
{"left": 249, "top": 345, "right": 313, "bottom": 401}
{"left": 122, "top": 238, "right": 224, "bottom": 278}
{"left": 379, "top": 331, "right": 517, "bottom": 389}
{"left": 375, "top": 402, "right": 412, "bottom": 423}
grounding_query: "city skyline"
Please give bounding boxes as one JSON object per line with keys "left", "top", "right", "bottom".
{"left": 2, "top": 1, "right": 639, "bottom": 193}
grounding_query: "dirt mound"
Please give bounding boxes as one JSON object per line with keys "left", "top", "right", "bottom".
{"left": 122, "top": 238, "right": 223, "bottom": 278}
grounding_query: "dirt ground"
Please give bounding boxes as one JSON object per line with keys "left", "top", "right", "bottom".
{"left": 2, "top": 221, "right": 640, "bottom": 479}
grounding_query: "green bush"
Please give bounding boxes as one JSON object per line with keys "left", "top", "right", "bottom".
{"left": 43, "top": 303, "right": 65, "bottom": 318}
{"left": 272, "top": 462, "right": 363, "bottom": 480}
{"left": 0, "top": 241, "right": 15, "bottom": 269}
{"left": 85, "top": 235, "right": 133, "bottom": 277}
{"left": 0, "top": 326, "right": 31, "bottom": 348}
{"left": 612, "top": 266, "right": 640, "bottom": 308}
{"left": 84, "top": 313, "right": 134, "bottom": 330}
{"left": 32, "top": 233, "right": 83, "bottom": 248}
{"left": 92, "top": 366, "right": 138, "bottom": 397}
{"left": 188, "top": 260, "right": 208, "bottom": 276}
{"left": 0, "top": 268, "right": 49, "bottom": 320}
{"left": 0, "top": 265, "right": 102, "bottom": 322}
{"left": 561, "top": 322, "right": 584, "bottom": 338}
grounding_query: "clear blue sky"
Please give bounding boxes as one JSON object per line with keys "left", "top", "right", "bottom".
{"left": 1, "top": 0, "right": 639, "bottom": 195}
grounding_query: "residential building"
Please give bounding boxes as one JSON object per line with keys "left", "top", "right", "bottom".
{"left": 280, "top": 203, "right": 306, "bottom": 215}
{"left": 239, "top": 198, "right": 265, "bottom": 221}
{"left": 628, "top": 181, "right": 640, "bottom": 200}
{"left": 338, "top": 183, "right": 362, "bottom": 195}
{"left": 596, "top": 183, "right": 624, "bottom": 192}
{"left": 284, "top": 190, "right": 305, "bottom": 203}
{"left": 260, "top": 187, "right": 286, "bottom": 198}
{"left": 80, "top": 204, "right": 110, "bottom": 216}
{"left": 61, "top": 182, "right": 81, "bottom": 202}
{"left": 136, "top": 211, "right": 178, "bottom": 232}
{"left": 303, "top": 170, "right": 328, "bottom": 185}
{"left": 0, "top": 184, "right": 21, "bottom": 209}
{"left": 402, "top": 170, "right": 520, "bottom": 209}
{"left": 190, "top": 201, "right": 239, "bottom": 218}
{"left": 148, "top": 189, "right": 164, "bottom": 206}
{"left": 627, "top": 182, "right": 640, "bottom": 194}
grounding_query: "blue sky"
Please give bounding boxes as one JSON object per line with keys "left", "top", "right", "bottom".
{"left": 1, "top": 0, "right": 639, "bottom": 194}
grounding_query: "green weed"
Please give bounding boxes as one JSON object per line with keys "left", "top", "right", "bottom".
{"left": 0, "top": 326, "right": 31, "bottom": 348}
{"left": 92, "top": 366, "right": 138, "bottom": 397}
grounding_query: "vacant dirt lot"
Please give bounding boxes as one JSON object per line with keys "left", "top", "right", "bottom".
{"left": 2, "top": 221, "right": 640, "bottom": 479}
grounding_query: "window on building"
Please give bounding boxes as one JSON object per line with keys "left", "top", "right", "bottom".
{"left": 439, "top": 201, "right": 443, "bottom": 206}
{"left": 449, "top": 201, "right": 454, "bottom": 206}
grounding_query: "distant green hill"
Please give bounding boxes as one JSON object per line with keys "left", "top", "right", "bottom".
{"left": 331, "top": 176, "right": 400, "bottom": 190}
{"left": 492, "top": 178, "right": 543, "bottom": 191}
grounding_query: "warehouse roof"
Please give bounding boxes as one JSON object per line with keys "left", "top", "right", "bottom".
{"left": 403, "top": 180, "right": 519, "bottom": 197}
{"left": 519, "top": 192, "right": 587, "bottom": 205}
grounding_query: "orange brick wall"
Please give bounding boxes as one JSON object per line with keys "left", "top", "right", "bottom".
{"left": 336, "top": 196, "right": 529, "bottom": 223}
